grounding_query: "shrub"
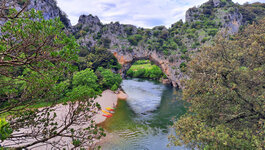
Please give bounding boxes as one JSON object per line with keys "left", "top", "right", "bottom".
{"left": 96, "top": 67, "right": 122, "bottom": 91}
{"left": 0, "top": 118, "right": 13, "bottom": 141}
{"left": 153, "top": 30, "right": 160, "bottom": 37}
{"left": 180, "top": 47, "right": 188, "bottom": 53}
{"left": 201, "top": 36, "right": 210, "bottom": 43}
{"left": 179, "top": 62, "right": 187, "bottom": 72}
{"left": 128, "top": 34, "right": 142, "bottom": 46}
{"left": 102, "top": 37, "right": 111, "bottom": 48}
{"left": 125, "top": 27, "right": 133, "bottom": 35}
{"left": 208, "top": 28, "right": 218, "bottom": 36}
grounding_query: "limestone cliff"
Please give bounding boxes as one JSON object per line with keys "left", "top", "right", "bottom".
{"left": 71, "top": 0, "right": 264, "bottom": 88}
{"left": 6, "top": 0, "right": 265, "bottom": 88}
{"left": 0, "top": 0, "right": 71, "bottom": 27}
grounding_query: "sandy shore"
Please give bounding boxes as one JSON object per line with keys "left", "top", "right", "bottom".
{"left": 2, "top": 90, "right": 127, "bottom": 149}
{"left": 93, "top": 90, "right": 119, "bottom": 124}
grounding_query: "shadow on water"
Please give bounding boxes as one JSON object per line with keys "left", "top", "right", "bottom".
{"left": 98, "top": 78, "right": 188, "bottom": 150}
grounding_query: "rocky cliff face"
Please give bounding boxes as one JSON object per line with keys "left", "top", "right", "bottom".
{"left": 6, "top": 0, "right": 265, "bottom": 88}
{"left": 71, "top": 0, "right": 254, "bottom": 88}
{"left": 71, "top": 14, "right": 184, "bottom": 87}
{"left": 185, "top": 0, "right": 243, "bottom": 33}
{"left": 27, "top": 0, "right": 71, "bottom": 27}
{"left": 0, "top": 0, "right": 71, "bottom": 27}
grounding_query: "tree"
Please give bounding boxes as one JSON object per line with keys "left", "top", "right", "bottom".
{"left": 170, "top": 20, "right": 265, "bottom": 149}
{"left": 96, "top": 67, "right": 122, "bottom": 91}
{"left": 0, "top": 3, "right": 104, "bottom": 149}
{"left": 78, "top": 46, "right": 121, "bottom": 71}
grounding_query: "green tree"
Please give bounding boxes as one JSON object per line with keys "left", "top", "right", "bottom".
{"left": 78, "top": 46, "right": 120, "bottom": 71}
{"left": 0, "top": 5, "right": 104, "bottom": 149}
{"left": 0, "top": 118, "right": 12, "bottom": 142}
{"left": 96, "top": 67, "right": 122, "bottom": 91}
{"left": 149, "top": 65, "right": 163, "bottom": 79}
{"left": 128, "top": 34, "right": 142, "bottom": 46}
{"left": 170, "top": 20, "right": 265, "bottom": 149}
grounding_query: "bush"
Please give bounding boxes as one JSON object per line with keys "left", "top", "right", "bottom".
{"left": 149, "top": 66, "right": 163, "bottom": 79}
{"left": 96, "top": 67, "right": 122, "bottom": 91}
{"left": 208, "top": 28, "right": 218, "bottom": 36}
{"left": 153, "top": 30, "right": 160, "bottom": 37}
{"left": 201, "top": 36, "right": 210, "bottom": 43}
{"left": 79, "top": 47, "right": 120, "bottom": 71}
{"left": 102, "top": 37, "right": 111, "bottom": 48}
{"left": 127, "top": 60, "right": 163, "bottom": 79}
{"left": 0, "top": 118, "right": 13, "bottom": 141}
{"left": 179, "top": 62, "right": 187, "bottom": 72}
{"left": 125, "top": 27, "right": 133, "bottom": 35}
{"left": 180, "top": 47, "right": 188, "bottom": 53}
{"left": 128, "top": 34, "right": 142, "bottom": 46}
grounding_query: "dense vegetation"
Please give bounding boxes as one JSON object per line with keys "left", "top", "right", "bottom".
{"left": 1, "top": 0, "right": 265, "bottom": 149}
{"left": 77, "top": 46, "right": 121, "bottom": 71}
{"left": 0, "top": 5, "right": 121, "bottom": 149}
{"left": 72, "top": 0, "right": 265, "bottom": 77}
{"left": 170, "top": 20, "right": 265, "bottom": 149}
{"left": 127, "top": 60, "right": 164, "bottom": 80}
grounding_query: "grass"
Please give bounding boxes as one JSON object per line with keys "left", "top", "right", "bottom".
{"left": 129, "top": 60, "right": 153, "bottom": 71}
{"left": 127, "top": 60, "right": 164, "bottom": 79}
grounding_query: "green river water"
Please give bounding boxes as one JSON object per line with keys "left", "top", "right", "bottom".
{"left": 98, "top": 78, "right": 188, "bottom": 150}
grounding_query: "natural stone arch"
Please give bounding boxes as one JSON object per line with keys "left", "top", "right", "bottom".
{"left": 111, "top": 49, "right": 185, "bottom": 88}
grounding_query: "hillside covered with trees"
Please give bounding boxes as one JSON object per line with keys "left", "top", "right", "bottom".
{"left": 0, "top": 0, "right": 264, "bottom": 149}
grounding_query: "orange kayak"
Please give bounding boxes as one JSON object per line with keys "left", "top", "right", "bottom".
{"left": 101, "top": 109, "right": 112, "bottom": 115}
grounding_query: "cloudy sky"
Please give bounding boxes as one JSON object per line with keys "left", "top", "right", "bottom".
{"left": 56, "top": 0, "right": 265, "bottom": 28}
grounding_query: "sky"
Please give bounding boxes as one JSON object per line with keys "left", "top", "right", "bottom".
{"left": 56, "top": 0, "right": 265, "bottom": 28}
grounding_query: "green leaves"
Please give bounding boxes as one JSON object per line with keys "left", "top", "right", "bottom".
{"left": 127, "top": 60, "right": 163, "bottom": 79}
{"left": 96, "top": 67, "right": 122, "bottom": 91}
{"left": 0, "top": 118, "right": 13, "bottom": 141}
{"left": 171, "top": 19, "right": 265, "bottom": 149}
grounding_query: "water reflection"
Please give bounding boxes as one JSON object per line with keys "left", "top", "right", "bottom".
{"left": 98, "top": 78, "right": 188, "bottom": 150}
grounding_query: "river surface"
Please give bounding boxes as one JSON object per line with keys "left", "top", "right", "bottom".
{"left": 98, "top": 78, "right": 187, "bottom": 150}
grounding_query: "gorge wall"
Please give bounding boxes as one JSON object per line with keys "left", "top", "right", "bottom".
{"left": 4, "top": 0, "right": 265, "bottom": 88}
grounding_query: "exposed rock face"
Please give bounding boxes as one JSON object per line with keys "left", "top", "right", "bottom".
{"left": 223, "top": 10, "right": 243, "bottom": 33}
{"left": 78, "top": 14, "right": 100, "bottom": 25}
{"left": 6, "top": 0, "right": 265, "bottom": 88}
{"left": 70, "top": 0, "right": 252, "bottom": 88}
{"left": 112, "top": 49, "right": 182, "bottom": 87}
{"left": 185, "top": 0, "right": 242, "bottom": 34}
{"left": 0, "top": 0, "right": 71, "bottom": 27}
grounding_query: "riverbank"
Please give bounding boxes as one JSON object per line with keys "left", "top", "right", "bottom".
{"left": 1, "top": 90, "right": 127, "bottom": 149}
{"left": 93, "top": 90, "right": 120, "bottom": 124}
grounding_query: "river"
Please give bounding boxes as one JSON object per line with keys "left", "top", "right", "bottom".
{"left": 98, "top": 78, "right": 188, "bottom": 150}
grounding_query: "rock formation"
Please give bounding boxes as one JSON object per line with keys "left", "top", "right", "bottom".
{"left": 4, "top": 0, "right": 265, "bottom": 88}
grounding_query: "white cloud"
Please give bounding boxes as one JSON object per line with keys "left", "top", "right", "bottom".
{"left": 56, "top": 0, "right": 265, "bottom": 28}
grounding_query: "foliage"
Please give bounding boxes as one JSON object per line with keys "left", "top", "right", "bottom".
{"left": 170, "top": 20, "right": 265, "bottom": 149}
{"left": 127, "top": 60, "right": 163, "bottom": 79}
{"left": 239, "top": 2, "right": 265, "bottom": 24}
{"left": 179, "top": 62, "right": 187, "bottom": 72}
{"left": 0, "top": 8, "right": 78, "bottom": 112}
{"left": 128, "top": 34, "right": 142, "bottom": 46}
{"left": 77, "top": 46, "right": 121, "bottom": 71}
{"left": 66, "top": 68, "right": 101, "bottom": 102}
{"left": 0, "top": 118, "right": 13, "bottom": 141}
{"left": 0, "top": 7, "right": 104, "bottom": 148}
{"left": 124, "top": 26, "right": 133, "bottom": 35}
{"left": 96, "top": 67, "right": 122, "bottom": 91}
{"left": 101, "top": 37, "right": 111, "bottom": 48}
